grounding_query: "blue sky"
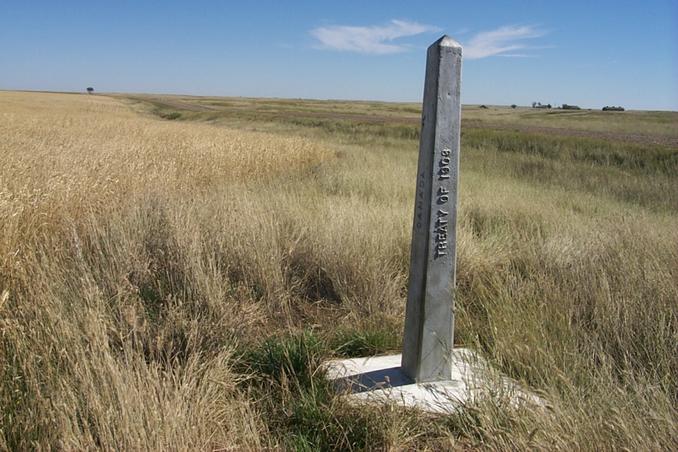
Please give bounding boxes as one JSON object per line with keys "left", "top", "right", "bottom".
{"left": 1, "top": 0, "right": 676, "bottom": 110}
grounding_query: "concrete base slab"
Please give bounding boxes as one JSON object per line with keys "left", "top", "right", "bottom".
{"left": 324, "top": 349, "right": 544, "bottom": 414}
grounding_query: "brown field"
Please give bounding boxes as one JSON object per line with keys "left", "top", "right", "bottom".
{"left": 1, "top": 91, "right": 677, "bottom": 450}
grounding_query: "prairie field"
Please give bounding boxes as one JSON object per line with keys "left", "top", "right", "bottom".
{"left": 1, "top": 91, "right": 677, "bottom": 450}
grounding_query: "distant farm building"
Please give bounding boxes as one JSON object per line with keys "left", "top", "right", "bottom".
{"left": 532, "top": 102, "right": 552, "bottom": 109}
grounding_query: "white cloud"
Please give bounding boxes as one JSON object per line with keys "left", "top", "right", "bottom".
{"left": 310, "top": 22, "right": 547, "bottom": 59}
{"left": 464, "top": 25, "right": 546, "bottom": 59}
{"left": 310, "top": 20, "right": 439, "bottom": 55}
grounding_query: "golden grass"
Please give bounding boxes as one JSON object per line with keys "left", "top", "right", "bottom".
{"left": 1, "top": 91, "right": 676, "bottom": 450}
{"left": 0, "top": 92, "right": 329, "bottom": 449}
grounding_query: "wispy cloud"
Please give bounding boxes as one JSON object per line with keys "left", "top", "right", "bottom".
{"left": 464, "top": 25, "right": 546, "bottom": 59}
{"left": 310, "top": 22, "right": 547, "bottom": 59}
{"left": 310, "top": 20, "right": 439, "bottom": 55}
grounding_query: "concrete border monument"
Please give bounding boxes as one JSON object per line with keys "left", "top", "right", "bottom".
{"left": 402, "top": 34, "right": 462, "bottom": 383}
{"left": 324, "top": 35, "right": 542, "bottom": 412}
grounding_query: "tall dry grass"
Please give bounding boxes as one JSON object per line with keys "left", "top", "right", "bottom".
{"left": 1, "top": 91, "right": 677, "bottom": 450}
{"left": 0, "top": 92, "right": 329, "bottom": 449}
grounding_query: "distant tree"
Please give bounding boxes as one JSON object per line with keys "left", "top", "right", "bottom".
{"left": 86, "top": 87, "right": 94, "bottom": 94}
{"left": 479, "top": 104, "right": 488, "bottom": 109}
{"left": 510, "top": 104, "right": 517, "bottom": 109}
{"left": 532, "top": 101, "right": 537, "bottom": 108}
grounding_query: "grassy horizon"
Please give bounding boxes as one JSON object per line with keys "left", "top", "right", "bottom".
{"left": 1, "top": 91, "right": 677, "bottom": 450}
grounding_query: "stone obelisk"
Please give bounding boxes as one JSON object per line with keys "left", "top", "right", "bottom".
{"left": 402, "top": 35, "right": 462, "bottom": 383}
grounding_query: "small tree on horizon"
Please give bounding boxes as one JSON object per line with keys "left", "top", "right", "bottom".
{"left": 86, "top": 87, "right": 94, "bottom": 94}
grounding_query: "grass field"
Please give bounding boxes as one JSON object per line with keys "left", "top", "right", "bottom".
{"left": 1, "top": 91, "right": 677, "bottom": 450}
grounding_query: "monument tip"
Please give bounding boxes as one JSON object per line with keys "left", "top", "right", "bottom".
{"left": 433, "top": 35, "right": 462, "bottom": 50}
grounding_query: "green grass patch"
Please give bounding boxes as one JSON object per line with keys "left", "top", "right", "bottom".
{"left": 237, "top": 331, "right": 390, "bottom": 450}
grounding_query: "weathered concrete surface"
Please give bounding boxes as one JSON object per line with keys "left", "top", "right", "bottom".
{"left": 325, "top": 351, "right": 544, "bottom": 414}
{"left": 402, "top": 35, "right": 463, "bottom": 382}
